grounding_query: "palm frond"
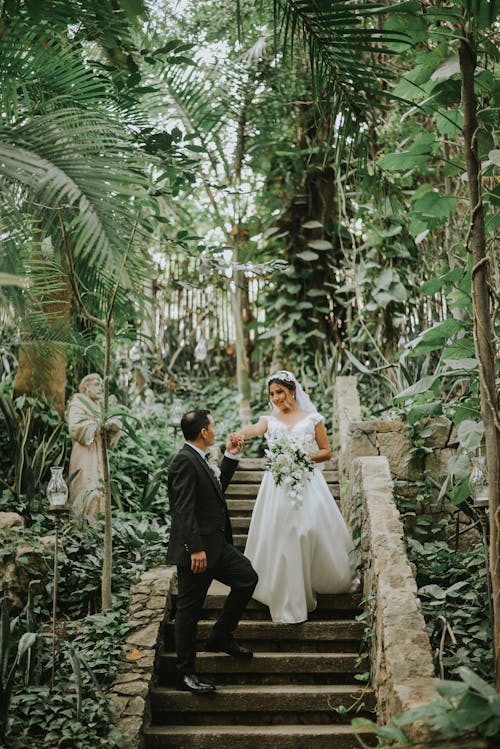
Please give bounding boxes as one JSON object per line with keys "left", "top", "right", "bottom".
{"left": 0, "top": 107, "right": 148, "bottom": 271}
{"left": 0, "top": 32, "right": 109, "bottom": 121}
{"left": 273, "top": 0, "right": 409, "bottom": 117}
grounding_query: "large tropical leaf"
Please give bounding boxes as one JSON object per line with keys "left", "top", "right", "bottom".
{"left": 273, "top": 1, "right": 408, "bottom": 112}
{"left": 0, "top": 109, "right": 147, "bottom": 272}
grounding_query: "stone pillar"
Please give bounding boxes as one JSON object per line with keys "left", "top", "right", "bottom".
{"left": 334, "top": 375, "right": 361, "bottom": 485}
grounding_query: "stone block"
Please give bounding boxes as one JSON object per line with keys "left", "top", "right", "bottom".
{"left": 426, "top": 448, "right": 454, "bottom": 481}
{"left": 114, "top": 680, "right": 149, "bottom": 698}
{"left": 377, "top": 432, "right": 418, "bottom": 480}
{"left": 126, "top": 623, "right": 159, "bottom": 649}
{"left": 0, "top": 512, "right": 25, "bottom": 529}
{"left": 125, "top": 696, "right": 145, "bottom": 716}
{"left": 119, "top": 716, "right": 143, "bottom": 749}
{"left": 422, "top": 416, "right": 452, "bottom": 449}
{"left": 349, "top": 425, "right": 378, "bottom": 458}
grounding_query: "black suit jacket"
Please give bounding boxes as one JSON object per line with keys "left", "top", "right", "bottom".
{"left": 166, "top": 444, "right": 238, "bottom": 567}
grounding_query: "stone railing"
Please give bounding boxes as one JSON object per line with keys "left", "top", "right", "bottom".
{"left": 109, "top": 566, "right": 177, "bottom": 749}
{"left": 334, "top": 377, "right": 437, "bottom": 724}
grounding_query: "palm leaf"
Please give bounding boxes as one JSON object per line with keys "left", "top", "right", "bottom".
{"left": 0, "top": 108, "right": 148, "bottom": 271}
{"left": 268, "top": 0, "right": 410, "bottom": 158}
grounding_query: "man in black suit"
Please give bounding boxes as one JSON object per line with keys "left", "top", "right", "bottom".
{"left": 166, "top": 409, "right": 258, "bottom": 694}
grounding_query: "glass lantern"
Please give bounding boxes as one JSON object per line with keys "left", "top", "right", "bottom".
{"left": 46, "top": 466, "right": 69, "bottom": 512}
{"left": 470, "top": 455, "right": 489, "bottom": 510}
{"left": 194, "top": 339, "right": 207, "bottom": 363}
{"left": 169, "top": 398, "right": 183, "bottom": 428}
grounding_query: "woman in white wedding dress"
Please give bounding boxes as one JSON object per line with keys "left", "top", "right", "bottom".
{"left": 236, "top": 371, "right": 357, "bottom": 624}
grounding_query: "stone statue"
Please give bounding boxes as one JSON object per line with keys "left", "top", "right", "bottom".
{"left": 67, "top": 373, "right": 121, "bottom": 522}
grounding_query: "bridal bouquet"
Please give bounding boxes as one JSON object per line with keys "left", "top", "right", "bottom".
{"left": 265, "top": 432, "right": 315, "bottom": 509}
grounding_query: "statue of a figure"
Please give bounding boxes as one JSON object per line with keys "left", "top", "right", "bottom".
{"left": 67, "top": 373, "right": 121, "bottom": 522}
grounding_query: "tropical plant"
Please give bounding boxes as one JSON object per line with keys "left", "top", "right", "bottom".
{"left": 353, "top": 666, "right": 500, "bottom": 748}
{"left": 0, "top": 583, "right": 38, "bottom": 744}
{"left": 409, "top": 539, "right": 493, "bottom": 682}
{"left": 0, "top": 396, "right": 66, "bottom": 522}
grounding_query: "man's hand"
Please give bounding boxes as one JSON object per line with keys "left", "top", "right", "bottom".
{"left": 226, "top": 432, "right": 244, "bottom": 455}
{"left": 190, "top": 550, "right": 207, "bottom": 574}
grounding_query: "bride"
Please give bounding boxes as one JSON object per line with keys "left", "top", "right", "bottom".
{"left": 235, "top": 370, "right": 357, "bottom": 624}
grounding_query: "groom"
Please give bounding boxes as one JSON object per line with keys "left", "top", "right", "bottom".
{"left": 166, "top": 409, "right": 258, "bottom": 694}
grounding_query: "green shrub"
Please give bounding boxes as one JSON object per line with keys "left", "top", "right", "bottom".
{"left": 408, "top": 538, "right": 493, "bottom": 682}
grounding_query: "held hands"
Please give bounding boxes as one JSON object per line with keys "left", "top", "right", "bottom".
{"left": 226, "top": 432, "right": 245, "bottom": 455}
{"left": 191, "top": 550, "right": 207, "bottom": 574}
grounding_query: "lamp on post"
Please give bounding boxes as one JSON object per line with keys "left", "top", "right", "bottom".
{"left": 169, "top": 398, "right": 183, "bottom": 445}
{"left": 46, "top": 466, "right": 69, "bottom": 688}
{"left": 470, "top": 454, "right": 493, "bottom": 642}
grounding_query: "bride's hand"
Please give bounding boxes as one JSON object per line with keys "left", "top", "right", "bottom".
{"left": 227, "top": 432, "right": 245, "bottom": 454}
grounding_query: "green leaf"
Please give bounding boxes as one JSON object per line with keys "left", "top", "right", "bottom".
{"left": 431, "top": 54, "right": 461, "bottom": 83}
{"left": 421, "top": 267, "right": 464, "bottom": 295}
{"left": 488, "top": 149, "right": 500, "bottom": 166}
{"left": 451, "top": 692, "right": 493, "bottom": 729}
{"left": 395, "top": 375, "right": 438, "bottom": 400}
{"left": 302, "top": 220, "right": 323, "bottom": 229}
{"left": 118, "top": 0, "right": 147, "bottom": 17}
{"left": 296, "top": 250, "right": 319, "bottom": 261}
{"left": 307, "top": 239, "right": 333, "bottom": 250}
{"left": 436, "top": 109, "right": 464, "bottom": 135}
{"left": 457, "top": 419, "right": 484, "bottom": 452}
{"left": 412, "top": 189, "right": 457, "bottom": 219}
{"left": 447, "top": 452, "right": 471, "bottom": 480}
{"left": 419, "top": 583, "right": 447, "bottom": 599}
{"left": 442, "top": 338, "right": 476, "bottom": 360}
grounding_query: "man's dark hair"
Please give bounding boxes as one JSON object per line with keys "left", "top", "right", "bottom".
{"left": 181, "top": 410, "right": 211, "bottom": 440}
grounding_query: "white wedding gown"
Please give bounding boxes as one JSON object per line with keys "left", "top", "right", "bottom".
{"left": 244, "top": 412, "right": 357, "bottom": 624}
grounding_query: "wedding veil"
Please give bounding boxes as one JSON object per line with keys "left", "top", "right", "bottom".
{"left": 266, "top": 370, "right": 315, "bottom": 413}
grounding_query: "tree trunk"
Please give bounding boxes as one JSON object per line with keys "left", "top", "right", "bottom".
{"left": 459, "top": 35, "right": 500, "bottom": 689}
{"left": 231, "top": 262, "right": 252, "bottom": 425}
{"left": 101, "top": 323, "right": 113, "bottom": 611}
{"left": 13, "top": 272, "right": 70, "bottom": 415}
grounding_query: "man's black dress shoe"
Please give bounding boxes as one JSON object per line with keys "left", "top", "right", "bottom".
{"left": 176, "top": 673, "right": 216, "bottom": 694}
{"left": 206, "top": 635, "right": 253, "bottom": 659}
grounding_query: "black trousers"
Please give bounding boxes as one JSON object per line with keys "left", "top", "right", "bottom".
{"left": 175, "top": 543, "right": 258, "bottom": 676}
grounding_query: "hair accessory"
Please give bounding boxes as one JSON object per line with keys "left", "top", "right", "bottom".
{"left": 266, "top": 370, "right": 315, "bottom": 413}
{"left": 266, "top": 370, "right": 295, "bottom": 386}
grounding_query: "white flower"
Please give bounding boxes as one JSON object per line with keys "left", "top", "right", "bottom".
{"left": 207, "top": 461, "right": 221, "bottom": 480}
{"left": 265, "top": 431, "right": 315, "bottom": 509}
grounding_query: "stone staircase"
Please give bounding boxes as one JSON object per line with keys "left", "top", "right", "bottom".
{"left": 143, "top": 458, "right": 375, "bottom": 748}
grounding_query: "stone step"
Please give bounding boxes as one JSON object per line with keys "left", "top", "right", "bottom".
{"left": 149, "top": 683, "right": 375, "bottom": 724}
{"left": 226, "top": 483, "right": 340, "bottom": 498}
{"left": 226, "top": 499, "right": 341, "bottom": 517}
{"left": 231, "top": 470, "right": 339, "bottom": 484}
{"left": 143, "top": 724, "right": 374, "bottom": 749}
{"left": 229, "top": 515, "right": 252, "bottom": 531}
{"left": 231, "top": 470, "right": 265, "bottom": 483}
{"left": 195, "top": 583, "right": 363, "bottom": 621}
{"left": 232, "top": 534, "right": 248, "bottom": 551}
{"left": 195, "top": 619, "right": 364, "bottom": 642}
{"left": 164, "top": 620, "right": 364, "bottom": 654}
{"left": 235, "top": 458, "right": 338, "bottom": 471}
{"left": 157, "top": 652, "right": 366, "bottom": 686}
{"left": 226, "top": 499, "right": 256, "bottom": 513}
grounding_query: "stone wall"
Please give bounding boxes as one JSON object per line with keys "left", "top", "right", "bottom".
{"left": 109, "top": 566, "right": 177, "bottom": 749}
{"left": 335, "top": 376, "right": 438, "bottom": 731}
{"left": 334, "top": 378, "right": 473, "bottom": 540}
{"left": 348, "top": 456, "right": 437, "bottom": 723}
{"left": 348, "top": 415, "right": 458, "bottom": 488}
